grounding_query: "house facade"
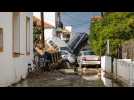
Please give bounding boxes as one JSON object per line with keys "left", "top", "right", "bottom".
{"left": 60, "top": 26, "right": 72, "bottom": 42}
{"left": 33, "top": 12, "right": 58, "bottom": 40}
{"left": 0, "top": 12, "right": 33, "bottom": 86}
{"left": 33, "top": 16, "right": 54, "bottom": 42}
{"left": 33, "top": 12, "right": 68, "bottom": 48}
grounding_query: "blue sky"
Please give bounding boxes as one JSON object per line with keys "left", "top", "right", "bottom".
{"left": 61, "top": 12, "right": 100, "bottom": 33}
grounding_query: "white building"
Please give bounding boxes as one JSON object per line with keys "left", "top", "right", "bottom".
{"left": 33, "top": 12, "right": 58, "bottom": 40}
{"left": 65, "top": 26, "right": 72, "bottom": 33}
{"left": 34, "top": 12, "right": 68, "bottom": 48}
{"left": 0, "top": 12, "right": 33, "bottom": 86}
{"left": 60, "top": 26, "right": 72, "bottom": 42}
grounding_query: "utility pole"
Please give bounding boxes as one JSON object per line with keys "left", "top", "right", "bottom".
{"left": 106, "top": 39, "right": 110, "bottom": 56}
{"left": 57, "top": 12, "right": 61, "bottom": 27}
{"left": 101, "top": 12, "right": 104, "bottom": 17}
{"left": 41, "top": 12, "right": 45, "bottom": 49}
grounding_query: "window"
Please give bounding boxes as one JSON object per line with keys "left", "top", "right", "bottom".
{"left": 12, "top": 12, "right": 20, "bottom": 57}
{"left": 83, "top": 51, "right": 95, "bottom": 55}
{"left": 0, "top": 28, "right": 3, "bottom": 52}
{"left": 26, "top": 17, "right": 30, "bottom": 55}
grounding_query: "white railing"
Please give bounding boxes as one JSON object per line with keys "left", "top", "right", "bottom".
{"left": 113, "top": 59, "right": 134, "bottom": 86}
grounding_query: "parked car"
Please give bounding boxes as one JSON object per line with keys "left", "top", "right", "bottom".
{"left": 77, "top": 50, "right": 101, "bottom": 68}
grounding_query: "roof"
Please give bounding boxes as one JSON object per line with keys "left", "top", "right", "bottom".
{"left": 91, "top": 16, "right": 103, "bottom": 22}
{"left": 33, "top": 16, "right": 54, "bottom": 28}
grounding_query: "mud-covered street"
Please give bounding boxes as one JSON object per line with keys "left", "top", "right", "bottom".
{"left": 11, "top": 68, "right": 122, "bottom": 87}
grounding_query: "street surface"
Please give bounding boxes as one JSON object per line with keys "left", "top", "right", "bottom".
{"left": 11, "top": 68, "right": 122, "bottom": 87}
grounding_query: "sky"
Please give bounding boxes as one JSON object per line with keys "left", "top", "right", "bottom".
{"left": 61, "top": 12, "right": 100, "bottom": 33}
{"left": 33, "top": 12, "right": 100, "bottom": 33}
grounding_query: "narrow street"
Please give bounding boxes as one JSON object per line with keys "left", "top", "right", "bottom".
{"left": 10, "top": 68, "right": 122, "bottom": 87}
{"left": 1, "top": 12, "right": 132, "bottom": 87}
{"left": 10, "top": 12, "right": 125, "bottom": 87}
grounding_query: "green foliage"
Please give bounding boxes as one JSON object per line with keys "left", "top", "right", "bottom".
{"left": 33, "top": 26, "right": 41, "bottom": 42}
{"left": 89, "top": 12, "right": 134, "bottom": 57}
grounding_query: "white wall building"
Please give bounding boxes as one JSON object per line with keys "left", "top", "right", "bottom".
{"left": 0, "top": 12, "right": 33, "bottom": 86}
{"left": 33, "top": 12, "right": 64, "bottom": 41}
{"left": 65, "top": 26, "right": 72, "bottom": 33}
{"left": 60, "top": 26, "right": 72, "bottom": 42}
{"left": 34, "top": 12, "right": 57, "bottom": 40}
{"left": 33, "top": 12, "right": 69, "bottom": 48}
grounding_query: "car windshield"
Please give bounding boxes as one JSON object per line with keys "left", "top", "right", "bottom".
{"left": 83, "top": 51, "right": 95, "bottom": 55}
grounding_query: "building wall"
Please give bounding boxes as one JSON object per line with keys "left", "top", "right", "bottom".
{"left": 33, "top": 12, "right": 41, "bottom": 20}
{"left": 33, "top": 12, "right": 56, "bottom": 27}
{"left": 12, "top": 12, "right": 33, "bottom": 83}
{"left": 44, "top": 12, "right": 56, "bottom": 27}
{"left": 44, "top": 28, "right": 55, "bottom": 40}
{"left": 65, "top": 26, "right": 72, "bottom": 32}
{"left": 43, "top": 12, "right": 57, "bottom": 39}
{"left": 0, "top": 12, "right": 14, "bottom": 86}
{"left": 0, "top": 12, "right": 33, "bottom": 86}
{"left": 60, "top": 33, "right": 69, "bottom": 42}
{"left": 113, "top": 59, "right": 134, "bottom": 86}
{"left": 33, "top": 12, "right": 57, "bottom": 41}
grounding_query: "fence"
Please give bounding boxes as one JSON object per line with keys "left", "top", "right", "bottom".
{"left": 113, "top": 59, "right": 134, "bottom": 86}
{"left": 118, "top": 39, "right": 134, "bottom": 59}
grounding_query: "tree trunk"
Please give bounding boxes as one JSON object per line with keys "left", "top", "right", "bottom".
{"left": 41, "top": 12, "right": 45, "bottom": 48}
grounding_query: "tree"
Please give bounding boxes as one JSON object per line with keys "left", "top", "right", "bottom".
{"left": 89, "top": 12, "right": 134, "bottom": 58}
